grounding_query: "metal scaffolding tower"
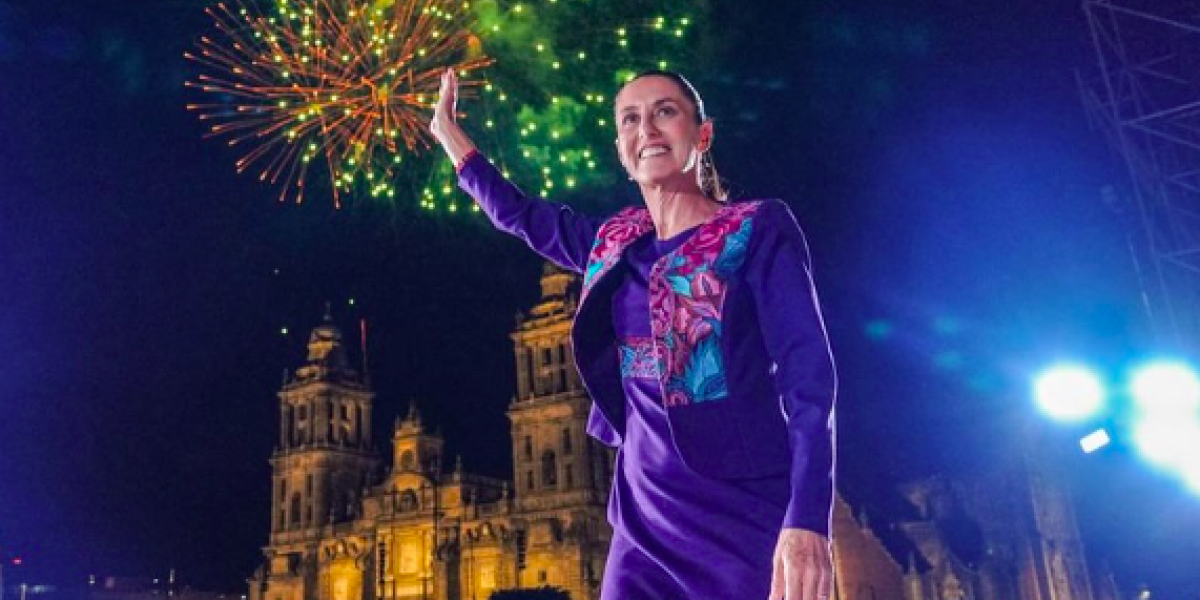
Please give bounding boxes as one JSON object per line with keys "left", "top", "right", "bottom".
{"left": 1080, "top": 0, "right": 1200, "bottom": 355}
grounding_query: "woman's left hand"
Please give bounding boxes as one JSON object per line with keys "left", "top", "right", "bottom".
{"left": 768, "top": 528, "right": 834, "bottom": 600}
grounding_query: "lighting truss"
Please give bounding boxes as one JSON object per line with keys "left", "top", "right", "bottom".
{"left": 1081, "top": 0, "right": 1200, "bottom": 354}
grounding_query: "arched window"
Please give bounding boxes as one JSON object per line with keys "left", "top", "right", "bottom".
{"left": 561, "top": 428, "right": 572, "bottom": 455}
{"left": 399, "top": 489, "right": 417, "bottom": 512}
{"left": 542, "top": 450, "right": 558, "bottom": 487}
{"left": 400, "top": 450, "right": 415, "bottom": 471}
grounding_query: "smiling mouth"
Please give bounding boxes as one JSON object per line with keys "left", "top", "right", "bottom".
{"left": 639, "top": 145, "right": 670, "bottom": 160}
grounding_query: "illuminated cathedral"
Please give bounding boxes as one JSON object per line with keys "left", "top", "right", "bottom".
{"left": 246, "top": 265, "right": 1105, "bottom": 600}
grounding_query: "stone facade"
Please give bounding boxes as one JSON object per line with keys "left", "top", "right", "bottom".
{"left": 894, "top": 437, "right": 1102, "bottom": 600}
{"left": 248, "top": 268, "right": 612, "bottom": 600}
{"left": 831, "top": 498, "right": 908, "bottom": 600}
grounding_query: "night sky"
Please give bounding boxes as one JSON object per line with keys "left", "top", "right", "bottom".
{"left": 3, "top": 0, "right": 1199, "bottom": 597}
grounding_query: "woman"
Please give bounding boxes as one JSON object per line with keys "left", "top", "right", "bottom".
{"left": 431, "top": 68, "right": 836, "bottom": 600}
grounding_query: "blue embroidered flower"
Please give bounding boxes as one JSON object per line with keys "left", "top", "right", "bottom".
{"left": 675, "top": 332, "right": 728, "bottom": 403}
{"left": 666, "top": 272, "right": 694, "bottom": 297}
{"left": 713, "top": 218, "right": 754, "bottom": 278}
{"left": 619, "top": 338, "right": 662, "bottom": 379}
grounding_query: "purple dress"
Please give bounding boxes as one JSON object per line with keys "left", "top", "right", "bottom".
{"left": 456, "top": 151, "right": 836, "bottom": 598}
{"left": 602, "top": 230, "right": 791, "bottom": 599}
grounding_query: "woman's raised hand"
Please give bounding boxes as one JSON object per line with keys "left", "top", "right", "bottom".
{"left": 431, "top": 68, "right": 458, "bottom": 138}
{"left": 430, "top": 69, "right": 476, "bottom": 166}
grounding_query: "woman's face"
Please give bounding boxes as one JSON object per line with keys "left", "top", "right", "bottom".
{"left": 614, "top": 75, "right": 712, "bottom": 188}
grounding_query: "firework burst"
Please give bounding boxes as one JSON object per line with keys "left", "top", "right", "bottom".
{"left": 186, "top": 0, "right": 491, "bottom": 206}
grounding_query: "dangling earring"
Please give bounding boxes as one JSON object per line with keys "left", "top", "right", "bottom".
{"left": 702, "top": 152, "right": 720, "bottom": 199}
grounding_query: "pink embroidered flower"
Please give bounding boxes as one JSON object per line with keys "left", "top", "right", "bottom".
{"left": 648, "top": 268, "right": 674, "bottom": 333}
{"left": 672, "top": 301, "right": 703, "bottom": 336}
{"left": 599, "top": 208, "right": 652, "bottom": 247}
{"left": 585, "top": 201, "right": 763, "bottom": 410}
{"left": 680, "top": 294, "right": 720, "bottom": 321}
{"left": 651, "top": 289, "right": 673, "bottom": 328}
{"left": 685, "top": 297, "right": 724, "bottom": 351}
{"left": 582, "top": 208, "right": 655, "bottom": 303}
{"left": 687, "top": 223, "right": 731, "bottom": 258}
{"left": 690, "top": 270, "right": 722, "bottom": 303}
{"left": 683, "top": 318, "right": 713, "bottom": 347}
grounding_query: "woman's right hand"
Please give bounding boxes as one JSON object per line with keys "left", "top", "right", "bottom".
{"left": 430, "top": 68, "right": 477, "bottom": 166}
{"left": 430, "top": 68, "right": 458, "bottom": 140}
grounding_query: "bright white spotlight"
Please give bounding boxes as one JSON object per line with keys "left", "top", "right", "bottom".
{"left": 1182, "top": 464, "right": 1200, "bottom": 496}
{"left": 1131, "top": 417, "right": 1200, "bottom": 470}
{"left": 1130, "top": 362, "right": 1200, "bottom": 416}
{"left": 1033, "top": 365, "right": 1105, "bottom": 422}
{"left": 1079, "top": 428, "right": 1111, "bottom": 454}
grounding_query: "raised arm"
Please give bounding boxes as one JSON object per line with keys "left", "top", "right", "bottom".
{"left": 431, "top": 70, "right": 602, "bottom": 273}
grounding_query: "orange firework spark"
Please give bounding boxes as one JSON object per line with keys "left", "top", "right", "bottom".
{"left": 186, "top": 0, "right": 491, "bottom": 206}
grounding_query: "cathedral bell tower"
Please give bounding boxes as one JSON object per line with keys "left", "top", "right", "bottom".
{"left": 271, "top": 308, "right": 379, "bottom": 539}
{"left": 508, "top": 263, "right": 611, "bottom": 510}
{"left": 391, "top": 404, "right": 444, "bottom": 477}
{"left": 506, "top": 263, "right": 613, "bottom": 595}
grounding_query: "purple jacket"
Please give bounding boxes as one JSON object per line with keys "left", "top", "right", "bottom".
{"left": 458, "top": 152, "right": 837, "bottom": 535}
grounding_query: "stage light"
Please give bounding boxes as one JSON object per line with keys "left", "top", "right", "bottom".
{"left": 1182, "top": 463, "right": 1200, "bottom": 496}
{"left": 1131, "top": 417, "right": 1200, "bottom": 470}
{"left": 1130, "top": 362, "right": 1200, "bottom": 416}
{"left": 1079, "top": 428, "right": 1111, "bottom": 453}
{"left": 1033, "top": 365, "right": 1105, "bottom": 422}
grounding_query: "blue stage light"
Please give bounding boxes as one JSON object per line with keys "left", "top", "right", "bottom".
{"left": 1130, "top": 362, "right": 1200, "bottom": 416}
{"left": 1033, "top": 365, "right": 1105, "bottom": 422}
